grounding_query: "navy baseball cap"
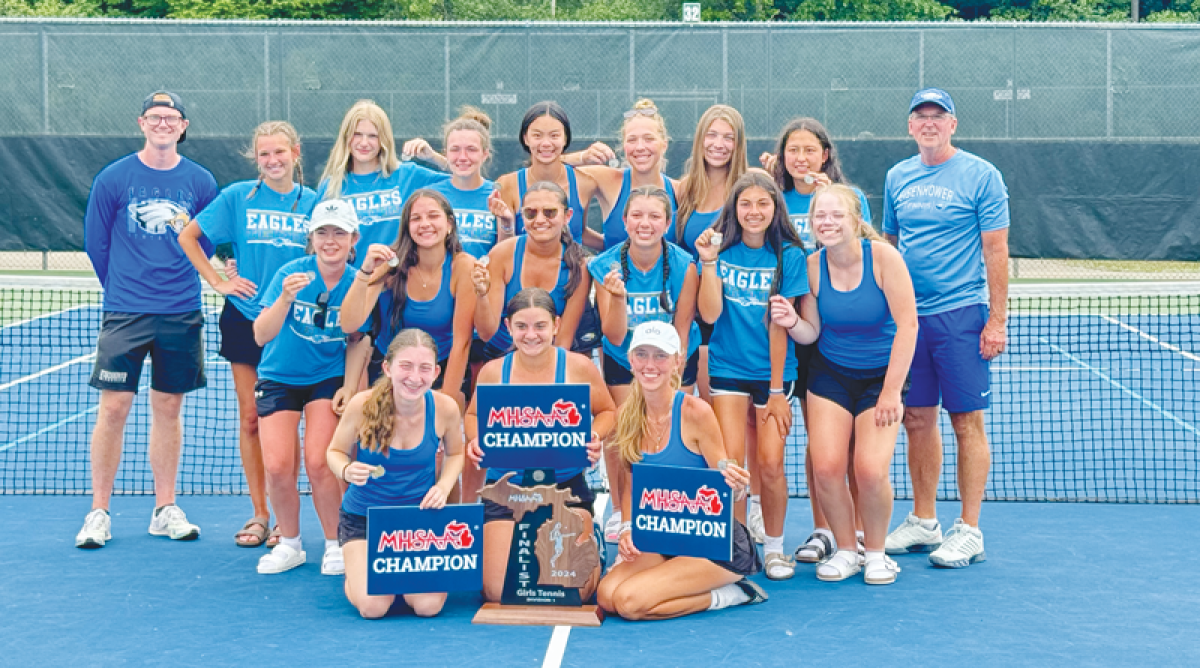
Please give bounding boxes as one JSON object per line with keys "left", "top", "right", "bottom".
{"left": 142, "top": 90, "right": 188, "bottom": 142}
{"left": 909, "top": 88, "right": 955, "bottom": 115}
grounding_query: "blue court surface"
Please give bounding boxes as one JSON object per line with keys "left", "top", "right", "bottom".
{"left": 1, "top": 496, "right": 1198, "bottom": 667}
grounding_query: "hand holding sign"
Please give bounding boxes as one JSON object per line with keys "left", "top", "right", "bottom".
{"left": 476, "top": 384, "right": 592, "bottom": 471}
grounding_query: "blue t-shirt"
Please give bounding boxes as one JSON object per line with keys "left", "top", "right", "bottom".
{"left": 316, "top": 163, "right": 451, "bottom": 260}
{"left": 600, "top": 170, "right": 678, "bottom": 250}
{"left": 882, "top": 150, "right": 1010, "bottom": 316}
{"left": 84, "top": 153, "right": 218, "bottom": 314}
{"left": 587, "top": 241, "right": 700, "bottom": 370}
{"left": 376, "top": 254, "right": 456, "bottom": 359}
{"left": 342, "top": 391, "right": 439, "bottom": 515}
{"left": 431, "top": 179, "right": 498, "bottom": 259}
{"left": 677, "top": 208, "right": 721, "bottom": 256}
{"left": 196, "top": 180, "right": 317, "bottom": 319}
{"left": 706, "top": 242, "right": 809, "bottom": 382}
{"left": 257, "top": 256, "right": 368, "bottom": 386}
{"left": 783, "top": 186, "right": 872, "bottom": 249}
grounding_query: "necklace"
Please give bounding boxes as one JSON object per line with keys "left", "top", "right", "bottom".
{"left": 644, "top": 411, "right": 671, "bottom": 454}
{"left": 412, "top": 265, "right": 433, "bottom": 288}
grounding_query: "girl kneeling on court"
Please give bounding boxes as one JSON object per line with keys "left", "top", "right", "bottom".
{"left": 464, "top": 288, "right": 615, "bottom": 603}
{"left": 770, "top": 184, "right": 917, "bottom": 585}
{"left": 326, "top": 329, "right": 465, "bottom": 618}
{"left": 253, "top": 200, "right": 372, "bottom": 576}
{"left": 597, "top": 322, "right": 765, "bottom": 621}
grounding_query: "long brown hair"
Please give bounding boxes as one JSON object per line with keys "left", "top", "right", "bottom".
{"left": 675, "top": 105, "right": 748, "bottom": 245}
{"left": 358, "top": 329, "right": 440, "bottom": 456}
{"left": 618, "top": 186, "right": 674, "bottom": 313}
{"left": 370, "top": 189, "right": 463, "bottom": 334}
{"left": 709, "top": 171, "right": 806, "bottom": 297}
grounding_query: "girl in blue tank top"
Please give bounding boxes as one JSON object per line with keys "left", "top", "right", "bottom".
{"left": 464, "top": 287, "right": 617, "bottom": 603}
{"left": 341, "top": 189, "right": 477, "bottom": 408}
{"left": 571, "top": 99, "right": 680, "bottom": 250}
{"left": 495, "top": 102, "right": 602, "bottom": 250}
{"left": 315, "top": 100, "right": 451, "bottom": 261}
{"left": 178, "top": 121, "right": 314, "bottom": 548}
{"left": 327, "top": 329, "right": 465, "bottom": 619}
{"left": 472, "top": 181, "right": 591, "bottom": 359}
{"left": 597, "top": 322, "right": 766, "bottom": 621}
{"left": 771, "top": 184, "right": 918, "bottom": 586}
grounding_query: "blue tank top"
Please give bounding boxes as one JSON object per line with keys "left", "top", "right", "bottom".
{"left": 817, "top": 239, "right": 897, "bottom": 370}
{"left": 487, "top": 348, "right": 583, "bottom": 482}
{"left": 377, "top": 254, "right": 456, "bottom": 359}
{"left": 489, "top": 235, "right": 571, "bottom": 351}
{"left": 678, "top": 208, "right": 721, "bottom": 255}
{"left": 516, "top": 165, "right": 586, "bottom": 243}
{"left": 342, "top": 391, "right": 439, "bottom": 515}
{"left": 640, "top": 392, "right": 707, "bottom": 469}
{"left": 600, "top": 170, "right": 678, "bottom": 250}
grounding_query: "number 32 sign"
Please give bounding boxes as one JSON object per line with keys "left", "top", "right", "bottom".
{"left": 682, "top": 2, "right": 701, "bottom": 22}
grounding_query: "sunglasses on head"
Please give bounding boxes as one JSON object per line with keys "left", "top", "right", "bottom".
{"left": 312, "top": 292, "right": 330, "bottom": 329}
{"left": 623, "top": 107, "right": 659, "bottom": 119}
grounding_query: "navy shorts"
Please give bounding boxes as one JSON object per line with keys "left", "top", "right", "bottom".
{"left": 217, "top": 299, "right": 263, "bottom": 367}
{"left": 908, "top": 304, "right": 990, "bottom": 413}
{"left": 697, "top": 319, "right": 714, "bottom": 346}
{"left": 254, "top": 376, "right": 343, "bottom": 418}
{"left": 807, "top": 351, "right": 909, "bottom": 417}
{"left": 709, "top": 376, "right": 798, "bottom": 409}
{"left": 338, "top": 508, "right": 367, "bottom": 546}
{"left": 89, "top": 311, "right": 206, "bottom": 394}
{"left": 603, "top": 350, "right": 700, "bottom": 387}
{"left": 482, "top": 472, "right": 595, "bottom": 524}
{"left": 793, "top": 341, "right": 816, "bottom": 394}
{"left": 663, "top": 520, "right": 761, "bottom": 577}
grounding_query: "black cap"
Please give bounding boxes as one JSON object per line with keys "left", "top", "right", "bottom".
{"left": 142, "top": 90, "right": 187, "bottom": 143}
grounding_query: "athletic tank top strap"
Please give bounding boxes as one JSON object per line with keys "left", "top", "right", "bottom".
{"left": 601, "top": 169, "right": 634, "bottom": 249}
{"left": 817, "top": 239, "right": 896, "bottom": 370}
{"left": 642, "top": 391, "right": 707, "bottom": 469}
{"left": 501, "top": 352, "right": 514, "bottom": 383}
{"left": 565, "top": 165, "right": 584, "bottom": 243}
{"left": 341, "top": 391, "right": 439, "bottom": 514}
{"left": 500, "top": 347, "right": 566, "bottom": 384}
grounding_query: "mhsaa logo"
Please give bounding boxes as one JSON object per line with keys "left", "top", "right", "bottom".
{"left": 639, "top": 486, "right": 723, "bottom": 516}
{"left": 377, "top": 521, "right": 474, "bottom": 553}
{"left": 486, "top": 399, "right": 583, "bottom": 429}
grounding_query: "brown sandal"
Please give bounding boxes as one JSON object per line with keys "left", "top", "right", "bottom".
{"left": 265, "top": 524, "right": 283, "bottom": 549}
{"left": 234, "top": 517, "right": 270, "bottom": 548}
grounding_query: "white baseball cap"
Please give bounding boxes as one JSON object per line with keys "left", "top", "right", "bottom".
{"left": 309, "top": 199, "right": 359, "bottom": 234}
{"left": 628, "top": 321, "right": 680, "bottom": 355}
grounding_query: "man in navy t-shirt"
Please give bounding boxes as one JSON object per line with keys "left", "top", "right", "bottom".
{"left": 881, "top": 88, "right": 1010, "bottom": 569}
{"left": 75, "top": 91, "right": 219, "bottom": 549}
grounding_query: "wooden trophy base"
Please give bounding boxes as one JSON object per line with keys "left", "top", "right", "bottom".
{"left": 472, "top": 603, "right": 605, "bottom": 627}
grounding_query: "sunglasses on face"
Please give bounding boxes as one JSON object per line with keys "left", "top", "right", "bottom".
{"left": 522, "top": 207, "right": 561, "bottom": 221}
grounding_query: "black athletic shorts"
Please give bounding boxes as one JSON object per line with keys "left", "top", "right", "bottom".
{"left": 482, "top": 472, "right": 595, "bottom": 524}
{"left": 662, "top": 520, "right": 761, "bottom": 577}
{"left": 709, "top": 376, "right": 798, "bottom": 409}
{"left": 603, "top": 350, "right": 700, "bottom": 388}
{"left": 254, "top": 376, "right": 343, "bottom": 418}
{"left": 338, "top": 508, "right": 368, "bottom": 547}
{"left": 807, "top": 351, "right": 909, "bottom": 417}
{"left": 217, "top": 300, "right": 263, "bottom": 367}
{"left": 793, "top": 341, "right": 816, "bottom": 396}
{"left": 697, "top": 319, "right": 714, "bottom": 346}
{"left": 89, "top": 310, "right": 206, "bottom": 394}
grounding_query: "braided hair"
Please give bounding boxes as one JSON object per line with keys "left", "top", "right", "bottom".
{"left": 618, "top": 185, "right": 676, "bottom": 313}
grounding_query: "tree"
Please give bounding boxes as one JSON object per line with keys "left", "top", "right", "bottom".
{"left": 787, "top": 0, "right": 955, "bottom": 20}
{"left": 0, "top": 0, "right": 99, "bottom": 15}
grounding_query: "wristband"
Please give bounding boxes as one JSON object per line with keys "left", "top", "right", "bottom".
{"left": 702, "top": 260, "right": 717, "bottom": 268}
{"left": 340, "top": 461, "right": 351, "bottom": 482}
{"left": 769, "top": 387, "right": 785, "bottom": 395}
{"left": 619, "top": 521, "right": 632, "bottom": 534}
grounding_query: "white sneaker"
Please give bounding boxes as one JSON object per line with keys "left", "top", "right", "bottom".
{"left": 884, "top": 512, "right": 942, "bottom": 555}
{"left": 75, "top": 509, "right": 111, "bottom": 549}
{"left": 147, "top": 505, "right": 200, "bottom": 541}
{"left": 747, "top": 504, "right": 766, "bottom": 545}
{"left": 258, "top": 543, "right": 306, "bottom": 574}
{"left": 604, "top": 512, "right": 623, "bottom": 543}
{"left": 929, "top": 519, "right": 986, "bottom": 568}
{"left": 322, "top": 544, "right": 345, "bottom": 576}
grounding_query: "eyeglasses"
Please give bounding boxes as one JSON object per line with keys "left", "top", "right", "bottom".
{"left": 143, "top": 114, "right": 183, "bottom": 127}
{"left": 811, "top": 212, "right": 848, "bottom": 223}
{"left": 312, "top": 292, "right": 330, "bottom": 329}
{"left": 522, "top": 207, "right": 561, "bottom": 221}
{"left": 911, "top": 112, "right": 951, "bottom": 123}
{"left": 623, "top": 106, "right": 659, "bottom": 119}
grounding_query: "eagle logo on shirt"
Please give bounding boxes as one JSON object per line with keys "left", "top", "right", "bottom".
{"left": 128, "top": 199, "right": 190, "bottom": 235}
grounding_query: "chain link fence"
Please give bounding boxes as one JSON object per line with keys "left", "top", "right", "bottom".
{"left": 2, "top": 19, "right": 1198, "bottom": 278}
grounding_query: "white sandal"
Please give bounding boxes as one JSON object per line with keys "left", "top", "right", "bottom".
{"left": 764, "top": 552, "right": 795, "bottom": 581}
{"left": 864, "top": 555, "right": 902, "bottom": 585}
{"left": 257, "top": 543, "right": 306, "bottom": 574}
{"left": 794, "top": 532, "right": 833, "bottom": 563}
{"left": 816, "top": 550, "right": 861, "bottom": 582}
{"left": 322, "top": 544, "right": 345, "bottom": 576}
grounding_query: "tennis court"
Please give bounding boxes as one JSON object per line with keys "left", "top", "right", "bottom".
{"left": 1, "top": 278, "right": 1198, "bottom": 667}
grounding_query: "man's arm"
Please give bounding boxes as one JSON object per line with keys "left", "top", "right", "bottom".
{"left": 980, "top": 228, "right": 1009, "bottom": 360}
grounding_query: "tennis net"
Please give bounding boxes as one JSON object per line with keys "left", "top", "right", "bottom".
{"left": 1, "top": 277, "right": 1197, "bottom": 502}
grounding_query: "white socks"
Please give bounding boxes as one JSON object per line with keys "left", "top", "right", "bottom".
{"left": 280, "top": 535, "right": 302, "bottom": 551}
{"left": 709, "top": 582, "right": 751, "bottom": 610}
{"left": 764, "top": 534, "right": 784, "bottom": 555}
{"left": 325, "top": 539, "right": 339, "bottom": 552}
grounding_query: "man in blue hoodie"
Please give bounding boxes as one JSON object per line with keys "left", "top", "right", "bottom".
{"left": 75, "top": 91, "right": 219, "bottom": 549}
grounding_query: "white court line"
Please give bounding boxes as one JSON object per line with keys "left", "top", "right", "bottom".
{"left": 1100, "top": 315, "right": 1200, "bottom": 363}
{"left": 0, "top": 352, "right": 96, "bottom": 392}
{"left": 993, "top": 366, "right": 1087, "bottom": 372}
{"left": 1040, "top": 337, "right": 1198, "bottom": 437}
{"left": 593, "top": 493, "right": 610, "bottom": 528}
{"left": 542, "top": 625, "right": 572, "bottom": 668}
{"left": 0, "top": 303, "right": 95, "bottom": 331}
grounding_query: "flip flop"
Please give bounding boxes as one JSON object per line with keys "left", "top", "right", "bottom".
{"left": 265, "top": 524, "right": 283, "bottom": 549}
{"left": 235, "top": 517, "right": 270, "bottom": 548}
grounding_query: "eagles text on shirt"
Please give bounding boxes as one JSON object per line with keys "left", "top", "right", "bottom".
{"left": 718, "top": 262, "right": 774, "bottom": 306}
{"left": 246, "top": 209, "right": 309, "bottom": 245}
